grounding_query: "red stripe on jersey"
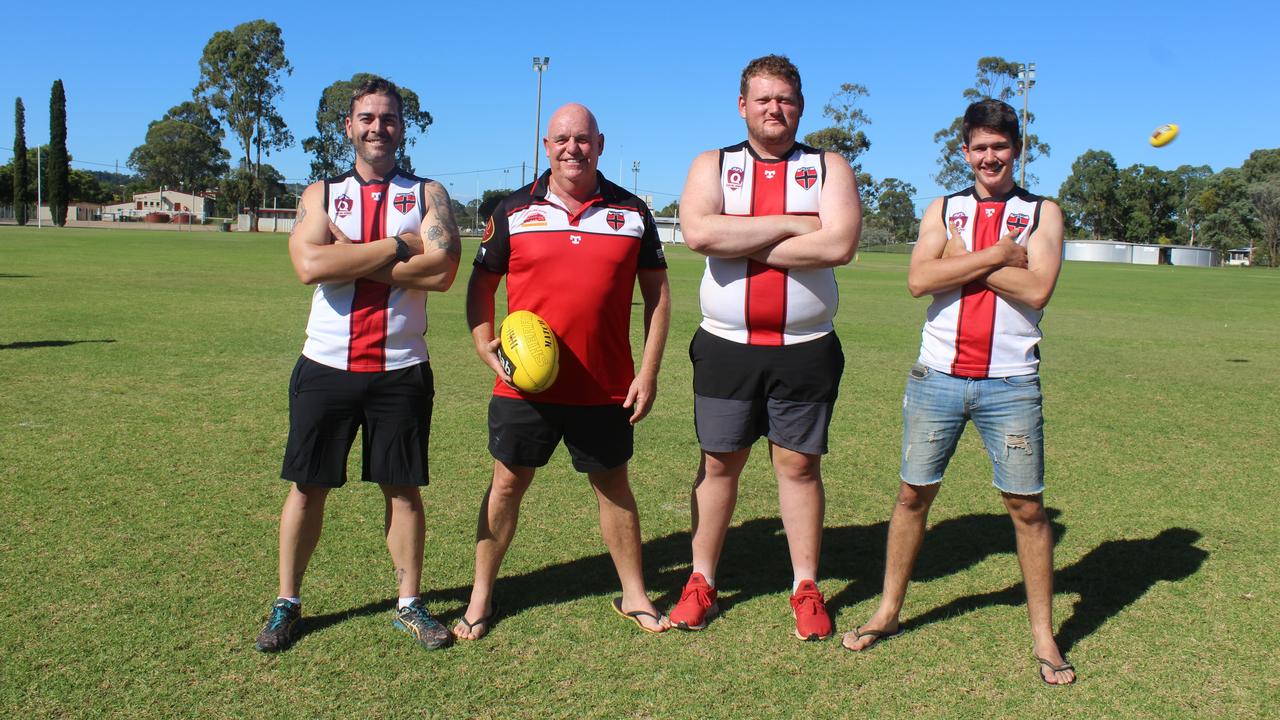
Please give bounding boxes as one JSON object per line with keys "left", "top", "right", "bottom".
{"left": 348, "top": 183, "right": 391, "bottom": 371}
{"left": 745, "top": 160, "right": 788, "bottom": 346}
{"left": 952, "top": 200, "right": 1003, "bottom": 377}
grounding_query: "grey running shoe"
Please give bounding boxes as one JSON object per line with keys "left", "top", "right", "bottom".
{"left": 392, "top": 599, "right": 451, "bottom": 649}
{"left": 256, "top": 599, "right": 302, "bottom": 652}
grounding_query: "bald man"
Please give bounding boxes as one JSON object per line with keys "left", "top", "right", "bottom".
{"left": 453, "top": 104, "right": 672, "bottom": 639}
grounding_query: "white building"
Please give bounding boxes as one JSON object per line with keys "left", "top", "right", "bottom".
{"left": 101, "top": 189, "right": 213, "bottom": 221}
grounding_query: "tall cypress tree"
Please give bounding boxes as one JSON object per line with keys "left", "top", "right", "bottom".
{"left": 48, "top": 80, "right": 70, "bottom": 226}
{"left": 13, "top": 97, "right": 28, "bottom": 226}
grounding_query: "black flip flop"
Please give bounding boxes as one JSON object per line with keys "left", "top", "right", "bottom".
{"left": 1035, "top": 654, "right": 1077, "bottom": 686}
{"left": 611, "top": 598, "right": 667, "bottom": 634}
{"left": 841, "top": 626, "right": 904, "bottom": 652}
{"left": 453, "top": 600, "right": 498, "bottom": 641}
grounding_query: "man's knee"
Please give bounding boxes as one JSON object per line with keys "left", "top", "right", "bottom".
{"left": 1002, "top": 492, "right": 1047, "bottom": 525}
{"left": 895, "top": 482, "right": 938, "bottom": 513}
{"left": 772, "top": 447, "right": 821, "bottom": 484}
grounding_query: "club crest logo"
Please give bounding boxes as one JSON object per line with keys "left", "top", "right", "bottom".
{"left": 1006, "top": 213, "right": 1030, "bottom": 234}
{"left": 392, "top": 192, "right": 416, "bottom": 214}
{"left": 948, "top": 211, "right": 968, "bottom": 231}
{"left": 794, "top": 167, "right": 817, "bottom": 190}
{"left": 520, "top": 210, "right": 547, "bottom": 228}
{"left": 726, "top": 167, "right": 745, "bottom": 191}
{"left": 481, "top": 216, "right": 495, "bottom": 243}
{"left": 764, "top": 169, "right": 776, "bottom": 179}
{"left": 334, "top": 194, "right": 354, "bottom": 219}
{"left": 606, "top": 211, "right": 625, "bottom": 231}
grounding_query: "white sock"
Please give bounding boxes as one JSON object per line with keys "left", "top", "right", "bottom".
{"left": 397, "top": 596, "right": 418, "bottom": 609}
{"left": 792, "top": 578, "right": 815, "bottom": 593}
{"left": 279, "top": 596, "right": 300, "bottom": 606}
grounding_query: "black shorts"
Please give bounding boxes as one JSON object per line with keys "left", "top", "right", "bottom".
{"left": 488, "top": 396, "right": 633, "bottom": 473}
{"left": 281, "top": 356, "right": 434, "bottom": 487}
{"left": 690, "top": 328, "right": 843, "bottom": 455}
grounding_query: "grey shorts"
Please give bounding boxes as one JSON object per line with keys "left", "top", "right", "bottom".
{"left": 690, "top": 328, "right": 843, "bottom": 455}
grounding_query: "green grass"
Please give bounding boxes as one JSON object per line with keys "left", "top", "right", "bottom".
{"left": 1, "top": 226, "right": 1276, "bottom": 718}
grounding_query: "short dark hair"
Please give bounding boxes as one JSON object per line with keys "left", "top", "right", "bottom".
{"left": 739, "top": 54, "right": 803, "bottom": 99}
{"left": 962, "top": 99, "right": 1020, "bottom": 151}
{"left": 350, "top": 75, "right": 404, "bottom": 118}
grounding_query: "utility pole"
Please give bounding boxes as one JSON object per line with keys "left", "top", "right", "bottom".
{"left": 532, "top": 57, "right": 550, "bottom": 179}
{"left": 1016, "top": 62, "right": 1036, "bottom": 188}
{"left": 631, "top": 161, "right": 640, "bottom": 194}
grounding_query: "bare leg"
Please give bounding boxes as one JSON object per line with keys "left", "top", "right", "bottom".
{"left": 453, "top": 461, "right": 534, "bottom": 639}
{"left": 381, "top": 484, "right": 425, "bottom": 599}
{"left": 277, "top": 483, "right": 331, "bottom": 599}
{"left": 590, "top": 464, "right": 666, "bottom": 631}
{"left": 690, "top": 449, "right": 750, "bottom": 581}
{"left": 771, "top": 443, "right": 824, "bottom": 584}
{"left": 1004, "top": 492, "right": 1075, "bottom": 685}
{"left": 843, "top": 481, "right": 940, "bottom": 650}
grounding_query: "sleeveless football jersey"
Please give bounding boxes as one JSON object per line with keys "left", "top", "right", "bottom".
{"left": 302, "top": 169, "right": 430, "bottom": 372}
{"left": 698, "top": 141, "right": 837, "bottom": 346}
{"left": 918, "top": 186, "right": 1045, "bottom": 378}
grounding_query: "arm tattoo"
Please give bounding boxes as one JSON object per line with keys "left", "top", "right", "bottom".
{"left": 427, "top": 185, "right": 462, "bottom": 261}
{"left": 289, "top": 202, "right": 308, "bottom": 240}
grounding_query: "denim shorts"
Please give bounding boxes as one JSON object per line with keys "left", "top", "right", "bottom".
{"left": 899, "top": 362, "right": 1045, "bottom": 495}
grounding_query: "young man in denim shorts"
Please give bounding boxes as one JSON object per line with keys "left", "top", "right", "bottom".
{"left": 841, "top": 100, "right": 1075, "bottom": 686}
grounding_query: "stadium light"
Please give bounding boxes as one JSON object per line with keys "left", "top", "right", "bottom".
{"left": 632, "top": 161, "right": 640, "bottom": 194}
{"left": 1016, "top": 62, "right": 1036, "bottom": 188}
{"left": 532, "top": 57, "right": 550, "bottom": 180}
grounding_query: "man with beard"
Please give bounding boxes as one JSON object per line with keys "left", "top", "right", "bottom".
{"left": 255, "top": 76, "right": 461, "bottom": 652}
{"left": 669, "top": 55, "right": 862, "bottom": 641}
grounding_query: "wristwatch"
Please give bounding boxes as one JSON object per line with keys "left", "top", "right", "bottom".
{"left": 393, "top": 234, "right": 411, "bottom": 263}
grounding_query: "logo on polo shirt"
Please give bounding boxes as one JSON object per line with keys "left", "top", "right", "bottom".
{"left": 948, "top": 211, "right": 968, "bottom": 231}
{"left": 520, "top": 210, "right": 547, "bottom": 228}
{"left": 764, "top": 169, "right": 776, "bottom": 179}
{"left": 570, "top": 234, "right": 582, "bottom": 245}
{"left": 606, "top": 211, "right": 625, "bottom": 231}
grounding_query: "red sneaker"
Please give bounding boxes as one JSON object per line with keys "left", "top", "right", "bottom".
{"left": 790, "top": 580, "right": 833, "bottom": 641}
{"left": 669, "top": 572, "right": 718, "bottom": 631}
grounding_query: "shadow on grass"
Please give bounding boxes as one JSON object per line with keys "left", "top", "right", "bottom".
{"left": 296, "top": 516, "right": 1203, "bottom": 653}
{"left": 0, "top": 273, "right": 35, "bottom": 278}
{"left": 902, "top": 527, "right": 1207, "bottom": 653}
{"left": 0, "top": 339, "right": 117, "bottom": 350}
{"left": 299, "top": 511, "right": 1066, "bottom": 642}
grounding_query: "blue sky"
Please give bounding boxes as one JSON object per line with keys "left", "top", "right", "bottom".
{"left": 3, "top": 1, "right": 1276, "bottom": 211}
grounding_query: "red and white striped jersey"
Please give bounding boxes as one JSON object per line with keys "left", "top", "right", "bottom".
{"left": 302, "top": 168, "right": 430, "bottom": 372}
{"left": 918, "top": 186, "right": 1045, "bottom": 378}
{"left": 698, "top": 141, "right": 837, "bottom": 346}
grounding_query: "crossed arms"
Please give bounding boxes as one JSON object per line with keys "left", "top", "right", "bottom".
{"left": 287, "top": 180, "right": 462, "bottom": 291}
{"left": 906, "top": 197, "right": 1064, "bottom": 310}
{"left": 678, "top": 149, "right": 862, "bottom": 268}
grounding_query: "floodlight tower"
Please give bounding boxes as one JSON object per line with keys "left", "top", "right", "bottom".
{"left": 1016, "top": 62, "right": 1036, "bottom": 188}
{"left": 632, "top": 161, "right": 640, "bottom": 194}
{"left": 532, "top": 56, "right": 550, "bottom": 179}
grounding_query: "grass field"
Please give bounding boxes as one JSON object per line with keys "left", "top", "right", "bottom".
{"left": 1, "top": 226, "right": 1276, "bottom": 719}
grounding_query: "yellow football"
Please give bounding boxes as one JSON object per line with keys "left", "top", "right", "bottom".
{"left": 1150, "top": 123, "right": 1179, "bottom": 147}
{"left": 498, "top": 310, "right": 560, "bottom": 393}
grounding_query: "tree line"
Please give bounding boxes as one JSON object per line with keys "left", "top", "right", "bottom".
{"left": 5, "top": 37, "right": 1278, "bottom": 262}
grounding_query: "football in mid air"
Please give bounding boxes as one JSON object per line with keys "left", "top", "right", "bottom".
{"left": 1150, "top": 123, "right": 1179, "bottom": 147}
{"left": 498, "top": 310, "right": 560, "bottom": 393}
